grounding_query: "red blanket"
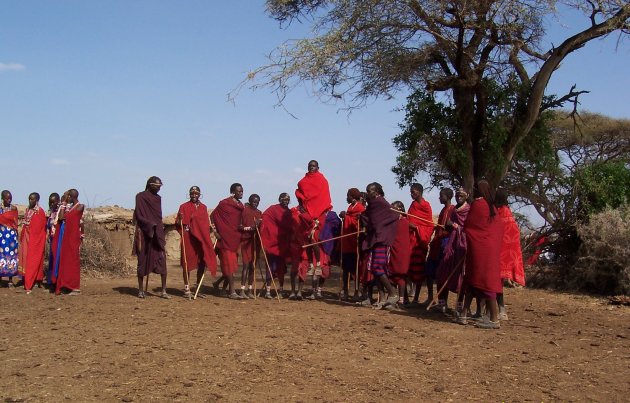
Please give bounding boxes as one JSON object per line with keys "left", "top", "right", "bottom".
{"left": 389, "top": 217, "right": 411, "bottom": 286}
{"left": 295, "top": 171, "right": 332, "bottom": 220}
{"left": 240, "top": 204, "right": 262, "bottom": 264}
{"left": 0, "top": 209, "right": 18, "bottom": 228}
{"left": 211, "top": 197, "right": 244, "bottom": 252}
{"left": 463, "top": 199, "right": 504, "bottom": 294}
{"left": 260, "top": 204, "right": 292, "bottom": 257}
{"left": 341, "top": 202, "right": 365, "bottom": 253}
{"left": 56, "top": 207, "right": 83, "bottom": 294}
{"left": 408, "top": 199, "right": 433, "bottom": 282}
{"left": 498, "top": 206, "right": 526, "bottom": 286}
{"left": 19, "top": 207, "right": 47, "bottom": 290}
{"left": 177, "top": 201, "right": 217, "bottom": 276}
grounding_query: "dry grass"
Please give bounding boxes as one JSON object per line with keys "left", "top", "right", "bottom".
{"left": 80, "top": 216, "right": 134, "bottom": 278}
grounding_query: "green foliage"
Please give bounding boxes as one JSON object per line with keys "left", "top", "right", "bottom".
{"left": 573, "top": 161, "right": 630, "bottom": 216}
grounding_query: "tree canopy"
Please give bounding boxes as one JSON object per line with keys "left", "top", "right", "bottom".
{"left": 237, "top": 0, "right": 630, "bottom": 190}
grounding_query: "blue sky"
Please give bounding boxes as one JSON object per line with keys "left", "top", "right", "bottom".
{"left": 1, "top": 1, "right": 628, "bottom": 219}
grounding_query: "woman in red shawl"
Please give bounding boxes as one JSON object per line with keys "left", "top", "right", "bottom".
{"left": 211, "top": 183, "right": 245, "bottom": 299}
{"left": 459, "top": 180, "right": 504, "bottom": 329}
{"left": 134, "top": 176, "right": 169, "bottom": 299}
{"left": 55, "top": 189, "right": 84, "bottom": 296}
{"left": 339, "top": 188, "right": 365, "bottom": 300}
{"left": 260, "top": 193, "right": 292, "bottom": 298}
{"left": 19, "top": 193, "right": 47, "bottom": 293}
{"left": 0, "top": 190, "right": 19, "bottom": 287}
{"left": 295, "top": 160, "right": 332, "bottom": 279}
{"left": 407, "top": 183, "right": 434, "bottom": 304}
{"left": 495, "top": 188, "right": 526, "bottom": 321}
{"left": 176, "top": 186, "right": 217, "bottom": 298}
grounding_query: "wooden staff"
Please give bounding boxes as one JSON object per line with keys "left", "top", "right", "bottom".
{"left": 193, "top": 238, "right": 217, "bottom": 300}
{"left": 180, "top": 220, "right": 191, "bottom": 300}
{"left": 338, "top": 220, "right": 344, "bottom": 298}
{"left": 255, "top": 226, "right": 281, "bottom": 302}
{"left": 302, "top": 230, "right": 364, "bottom": 248}
{"left": 391, "top": 208, "right": 444, "bottom": 228}
{"left": 253, "top": 231, "right": 257, "bottom": 300}
{"left": 426, "top": 255, "right": 465, "bottom": 311}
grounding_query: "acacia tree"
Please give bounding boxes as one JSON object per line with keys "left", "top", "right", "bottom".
{"left": 237, "top": 0, "right": 630, "bottom": 191}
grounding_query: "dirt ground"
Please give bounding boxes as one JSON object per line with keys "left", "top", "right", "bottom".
{"left": 1, "top": 264, "right": 629, "bottom": 402}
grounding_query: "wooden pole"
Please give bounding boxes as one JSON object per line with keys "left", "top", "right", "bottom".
{"left": 253, "top": 231, "right": 257, "bottom": 300}
{"left": 391, "top": 208, "right": 444, "bottom": 228}
{"left": 193, "top": 238, "right": 217, "bottom": 300}
{"left": 302, "top": 230, "right": 363, "bottom": 248}
{"left": 355, "top": 220, "right": 360, "bottom": 295}
{"left": 180, "top": 220, "right": 191, "bottom": 299}
{"left": 255, "top": 226, "right": 281, "bottom": 302}
{"left": 426, "top": 255, "right": 465, "bottom": 311}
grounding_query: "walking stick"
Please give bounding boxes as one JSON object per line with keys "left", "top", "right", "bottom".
{"left": 338, "top": 220, "right": 343, "bottom": 298}
{"left": 180, "top": 220, "right": 191, "bottom": 300}
{"left": 255, "top": 226, "right": 281, "bottom": 302}
{"left": 302, "top": 230, "right": 363, "bottom": 248}
{"left": 194, "top": 238, "right": 217, "bottom": 300}
{"left": 426, "top": 255, "right": 465, "bottom": 311}
{"left": 253, "top": 232, "right": 257, "bottom": 300}
{"left": 391, "top": 208, "right": 444, "bottom": 228}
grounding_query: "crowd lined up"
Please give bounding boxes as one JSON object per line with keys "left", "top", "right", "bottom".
{"left": 0, "top": 159, "right": 526, "bottom": 330}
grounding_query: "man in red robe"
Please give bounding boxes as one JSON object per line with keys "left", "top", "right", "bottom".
{"left": 407, "top": 183, "right": 434, "bottom": 305}
{"left": 338, "top": 188, "right": 365, "bottom": 300}
{"left": 176, "top": 186, "right": 217, "bottom": 298}
{"left": 495, "top": 187, "right": 526, "bottom": 321}
{"left": 295, "top": 160, "right": 332, "bottom": 284}
{"left": 459, "top": 180, "right": 504, "bottom": 329}
{"left": 426, "top": 188, "right": 455, "bottom": 312}
{"left": 389, "top": 201, "right": 411, "bottom": 306}
{"left": 134, "top": 176, "right": 169, "bottom": 299}
{"left": 55, "top": 189, "right": 84, "bottom": 296}
{"left": 239, "top": 194, "right": 262, "bottom": 299}
{"left": 260, "top": 193, "right": 292, "bottom": 299}
{"left": 19, "top": 193, "right": 47, "bottom": 293}
{"left": 288, "top": 204, "right": 311, "bottom": 300}
{"left": 211, "top": 183, "right": 244, "bottom": 299}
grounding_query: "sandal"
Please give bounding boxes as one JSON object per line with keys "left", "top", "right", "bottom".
{"left": 68, "top": 290, "right": 81, "bottom": 296}
{"left": 455, "top": 315, "right": 469, "bottom": 325}
{"left": 160, "top": 292, "right": 171, "bottom": 300}
{"left": 476, "top": 319, "right": 500, "bottom": 329}
{"left": 138, "top": 291, "right": 145, "bottom": 299}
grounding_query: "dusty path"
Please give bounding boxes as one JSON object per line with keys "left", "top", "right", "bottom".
{"left": 1, "top": 268, "right": 628, "bottom": 402}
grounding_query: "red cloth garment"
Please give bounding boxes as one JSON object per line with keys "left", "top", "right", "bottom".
{"left": 361, "top": 196, "right": 399, "bottom": 250}
{"left": 407, "top": 199, "right": 433, "bottom": 283}
{"left": 240, "top": 204, "right": 262, "bottom": 265}
{"left": 463, "top": 198, "right": 504, "bottom": 294}
{"left": 218, "top": 249, "right": 238, "bottom": 276}
{"left": 0, "top": 209, "right": 18, "bottom": 228}
{"left": 295, "top": 171, "right": 332, "bottom": 220}
{"left": 389, "top": 217, "right": 411, "bottom": 286}
{"left": 498, "top": 206, "right": 526, "bottom": 286}
{"left": 19, "top": 207, "right": 47, "bottom": 290}
{"left": 428, "top": 204, "right": 455, "bottom": 260}
{"left": 49, "top": 222, "right": 61, "bottom": 284}
{"left": 211, "top": 197, "right": 244, "bottom": 253}
{"left": 134, "top": 190, "right": 167, "bottom": 276}
{"left": 289, "top": 207, "right": 312, "bottom": 281}
{"left": 177, "top": 201, "right": 217, "bottom": 277}
{"left": 260, "top": 204, "right": 292, "bottom": 258}
{"left": 341, "top": 202, "right": 365, "bottom": 253}
{"left": 436, "top": 202, "right": 470, "bottom": 293}
{"left": 55, "top": 206, "right": 83, "bottom": 294}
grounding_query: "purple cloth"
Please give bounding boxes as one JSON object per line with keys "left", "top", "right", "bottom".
{"left": 320, "top": 211, "right": 341, "bottom": 257}
{"left": 436, "top": 202, "right": 470, "bottom": 293}
{"left": 133, "top": 190, "right": 167, "bottom": 276}
{"left": 361, "top": 196, "right": 399, "bottom": 250}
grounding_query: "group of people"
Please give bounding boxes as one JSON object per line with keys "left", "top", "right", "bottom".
{"left": 133, "top": 160, "right": 525, "bottom": 330}
{"left": 0, "top": 189, "right": 85, "bottom": 295}
{"left": 1, "top": 159, "right": 526, "bottom": 330}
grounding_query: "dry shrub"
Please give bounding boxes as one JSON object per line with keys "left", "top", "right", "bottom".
{"left": 81, "top": 216, "right": 134, "bottom": 278}
{"left": 572, "top": 204, "right": 630, "bottom": 295}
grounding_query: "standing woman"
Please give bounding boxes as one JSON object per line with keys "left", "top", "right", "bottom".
{"left": 46, "top": 193, "right": 61, "bottom": 287}
{"left": 0, "top": 190, "right": 19, "bottom": 287}
{"left": 55, "top": 189, "right": 85, "bottom": 295}
{"left": 19, "top": 193, "right": 48, "bottom": 293}
{"left": 460, "top": 180, "right": 504, "bottom": 329}
{"left": 176, "top": 186, "right": 217, "bottom": 298}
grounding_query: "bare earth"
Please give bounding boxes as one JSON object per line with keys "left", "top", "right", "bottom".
{"left": 2, "top": 265, "right": 629, "bottom": 402}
